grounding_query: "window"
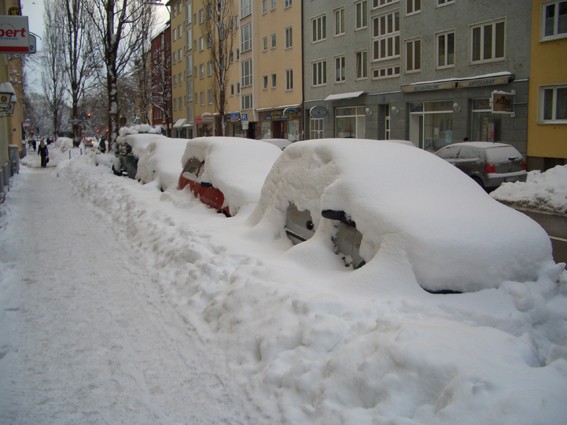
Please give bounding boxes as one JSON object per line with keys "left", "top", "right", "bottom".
{"left": 372, "top": 12, "right": 400, "bottom": 61}
{"left": 471, "top": 19, "right": 505, "bottom": 63}
{"left": 541, "top": 85, "right": 567, "bottom": 122}
{"left": 436, "top": 31, "right": 455, "bottom": 68}
{"left": 406, "top": 0, "right": 421, "bottom": 15}
{"left": 241, "top": 23, "right": 252, "bottom": 52}
{"left": 272, "top": 73, "right": 277, "bottom": 88}
{"left": 242, "top": 94, "right": 252, "bottom": 110}
{"left": 271, "top": 0, "right": 276, "bottom": 10}
{"left": 199, "top": 36, "right": 204, "bottom": 51}
{"left": 263, "top": 36, "right": 268, "bottom": 51}
{"left": 372, "top": 65, "right": 400, "bottom": 79}
{"left": 312, "top": 14, "right": 327, "bottom": 42}
{"left": 355, "top": 1, "right": 368, "bottom": 30}
{"left": 542, "top": 1, "right": 567, "bottom": 39}
{"left": 199, "top": 63, "right": 204, "bottom": 78}
{"left": 207, "top": 61, "right": 213, "bottom": 76}
{"left": 335, "top": 8, "right": 345, "bottom": 36}
{"left": 335, "top": 55, "right": 346, "bottom": 82}
{"left": 335, "top": 106, "right": 366, "bottom": 138}
{"left": 284, "top": 0, "right": 292, "bottom": 8}
{"left": 285, "top": 27, "right": 293, "bottom": 48}
{"left": 312, "top": 60, "right": 327, "bottom": 86}
{"left": 373, "top": 0, "right": 398, "bottom": 7}
{"left": 405, "top": 38, "right": 421, "bottom": 72}
{"left": 271, "top": 33, "right": 277, "bottom": 48}
{"left": 355, "top": 50, "right": 368, "bottom": 79}
{"left": 437, "top": 0, "right": 454, "bottom": 6}
{"left": 199, "top": 9, "right": 204, "bottom": 24}
{"left": 286, "top": 68, "right": 294, "bottom": 90}
{"left": 262, "top": 0, "right": 267, "bottom": 14}
{"left": 241, "top": 0, "right": 251, "bottom": 17}
{"left": 310, "top": 118, "right": 324, "bottom": 139}
{"left": 242, "top": 59, "right": 253, "bottom": 87}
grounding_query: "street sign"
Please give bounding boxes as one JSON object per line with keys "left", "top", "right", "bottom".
{"left": 241, "top": 113, "right": 248, "bottom": 122}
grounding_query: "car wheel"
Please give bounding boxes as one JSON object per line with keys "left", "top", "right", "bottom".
{"left": 112, "top": 165, "right": 121, "bottom": 176}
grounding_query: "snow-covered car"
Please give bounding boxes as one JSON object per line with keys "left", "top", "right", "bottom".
{"left": 249, "top": 138, "right": 553, "bottom": 293}
{"left": 435, "top": 142, "right": 527, "bottom": 191}
{"left": 112, "top": 126, "right": 164, "bottom": 180}
{"left": 129, "top": 133, "right": 188, "bottom": 191}
{"left": 177, "top": 137, "right": 282, "bottom": 216}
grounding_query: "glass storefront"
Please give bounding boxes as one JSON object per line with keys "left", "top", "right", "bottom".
{"left": 409, "top": 101, "right": 454, "bottom": 152}
{"left": 471, "top": 98, "right": 501, "bottom": 141}
{"left": 335, "top": 106, "right": 366, "bottom": 138}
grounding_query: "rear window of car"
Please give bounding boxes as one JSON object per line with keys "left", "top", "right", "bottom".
{"left": 485, "top": 146, "right": 522, "bottom": 163}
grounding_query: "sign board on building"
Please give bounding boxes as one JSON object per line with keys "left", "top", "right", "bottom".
{"left": 457, "top": 75, "right": 511, "bottom": 88}
{"left": 0, "top": 16, "right": 29, "bottom": 53}
{"left": 241, "top": 113, "right": 248, "bottom": 122}
{"left": 491, "top": 90, "right": 515, "bottom": 114}
{"left": 309, "top": 106, "right": 327, "bottom": 118}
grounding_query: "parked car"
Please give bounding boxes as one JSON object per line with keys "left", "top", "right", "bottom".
{"left": 178, "top": 137, "right": 282, "bottom": 216}
{"left": 435, "top": 142, "right": 527, "bottom": 191}
{"left": 249, "top": 138, "right": 552, "bottom": 293}
{"left": 112, "top": 140, "right": 139, "bottom": 179}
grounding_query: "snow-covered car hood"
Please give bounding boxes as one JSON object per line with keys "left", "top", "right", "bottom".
{"left": 180, "top": 137, "right": 282, "bottom": 212}
{"left": 250, "top": 138, "right": 554, "bottom": 292}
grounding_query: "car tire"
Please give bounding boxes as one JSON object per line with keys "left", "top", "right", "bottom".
{"left": 112, "top": 165, "right": 121, "bottom": 176}
{"left": 471, "top": 176, "right": 486, "bottom": 191}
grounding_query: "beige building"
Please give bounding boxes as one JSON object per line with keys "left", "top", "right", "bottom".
{"left": 253, "top": 0, "right": 302, "bottom": 141}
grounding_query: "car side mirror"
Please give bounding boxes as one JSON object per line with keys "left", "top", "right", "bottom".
{"left": 321, "top": 209, "right": 356, "bottom": 228}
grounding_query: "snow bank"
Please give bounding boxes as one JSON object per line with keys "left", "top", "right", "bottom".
{"left": 48, "top": 146, "right": 567, "bottom": 425}
{"left": 492, "top": 165, "right": 567, "bottom": 215}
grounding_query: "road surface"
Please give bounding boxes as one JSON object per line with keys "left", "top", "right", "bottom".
{"left": 516, "top": 208, "right": 567, "bottom": 265}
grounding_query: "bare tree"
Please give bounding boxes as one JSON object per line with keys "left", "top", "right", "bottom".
{"left": 86, "top": 0, "right": 155, "bottom": 149}
{"left": 204, "top": 0, "right": 237, "bottom": 136}
{"left": 42, "top": 1, "right": 67, "bottom": 139}
{"left": 61, "top": 0, "right": 97, "bottom": 147}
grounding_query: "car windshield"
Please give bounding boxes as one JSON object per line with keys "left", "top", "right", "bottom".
{"left": 485, "top": 146, "right": 522, "bottom": 163}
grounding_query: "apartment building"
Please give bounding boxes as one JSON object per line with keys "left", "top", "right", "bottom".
{"left": 169, "top": 0, "right": 189, "bottom": 137}
{"left": 527, "top": 0, "right": 567, "bottom": 170}
{"left": 254, "top": 0, "right": 303, "bottom": 141}
{"left": 150, "top": 25, "right": 172, "bottom": 133}
{"left": 303, "top": 0, "right": 532, "bottom": 155}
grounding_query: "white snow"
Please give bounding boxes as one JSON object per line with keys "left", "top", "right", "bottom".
{"left": 491, "top": 165, "right": 567, "bottom": 215}
{"left": 2, "top": 141, "right": 567, "bottom": 425}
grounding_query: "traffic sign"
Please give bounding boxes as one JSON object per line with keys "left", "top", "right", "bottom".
{"left": 241, "top": 113, "right": 248, "bottom": 121}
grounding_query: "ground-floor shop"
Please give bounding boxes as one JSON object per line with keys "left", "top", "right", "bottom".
{"left": 304, "top": 74, "right": 528, "bottom": 158}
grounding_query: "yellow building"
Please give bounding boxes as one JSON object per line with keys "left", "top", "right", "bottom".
{"left": 254, "top": 0, "right": 302, "bottom": 141}
{"left": 1, "top": 0, "right": 26, "bottom": 202}
{"left": 527, "top": 0, "right": 567, "bottom": 169}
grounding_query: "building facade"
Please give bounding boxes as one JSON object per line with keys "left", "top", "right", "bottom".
{"left": 303, "top": 0, "right": 532, "bottom": 156}
{"left": 150, "top": 24, "right": 173, "bottom": 133}
{"left": 527, "top": 0, "right": 567, "bottom": 169}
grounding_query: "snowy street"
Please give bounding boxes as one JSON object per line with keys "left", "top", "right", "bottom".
{"left": 0, "top": 167, "right": 260, "bottom": 425}
{"left": 1, "top": 146, "right": 567, "bottom": 425}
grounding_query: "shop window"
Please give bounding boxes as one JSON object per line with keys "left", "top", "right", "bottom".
{"left": 335, "top": 106, "right": 366, "bottom": 139}
{"left": 472, "top": 98, "right": 501, "bottom": 141}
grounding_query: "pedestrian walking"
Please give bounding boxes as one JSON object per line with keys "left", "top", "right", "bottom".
{"left": 38, "top": 140, "right": 49, "bottom": 168}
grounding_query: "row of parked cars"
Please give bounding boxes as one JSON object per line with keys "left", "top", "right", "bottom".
{"left": 110, "top": 133, "right": 549, "bottom": 294}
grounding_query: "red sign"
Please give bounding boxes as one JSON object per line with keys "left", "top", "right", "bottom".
{"left": 0, "top": 16, "right": 29, "bottom": 53}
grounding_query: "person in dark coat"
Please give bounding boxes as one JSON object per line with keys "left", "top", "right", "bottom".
{"left": 38, "top": 140, "right": 49, "bottom": 168}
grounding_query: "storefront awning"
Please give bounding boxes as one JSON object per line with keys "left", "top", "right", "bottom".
{"left": 173, "top": 118, "right": 186, "bottom": 128}
{"left": 324, "top": 91, "right": 365, "bottom": 101}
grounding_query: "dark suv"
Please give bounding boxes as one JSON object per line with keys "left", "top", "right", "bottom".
{"left": 435, "top": 142, "right": 527, "bottom": 191}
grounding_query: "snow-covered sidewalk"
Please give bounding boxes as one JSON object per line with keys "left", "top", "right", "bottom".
{"left": 0, "top": 167, "right": 264, "bottom": 425}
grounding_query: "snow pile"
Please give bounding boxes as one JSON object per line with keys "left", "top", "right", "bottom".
{"left": 47, "top": 145, "right": 567, "bottom": 425}
{"left": 492, "top": 165, "right": 567, "bottom": 215}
